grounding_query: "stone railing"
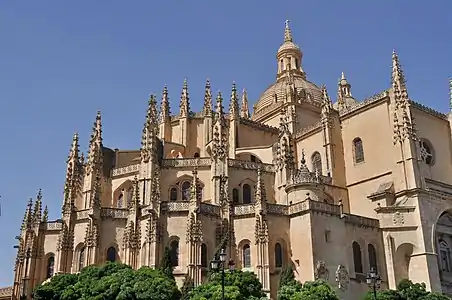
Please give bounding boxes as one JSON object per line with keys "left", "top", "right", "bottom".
{"left": 200, "top": 203, "right": 220, "bottom": 215}
{"left": 161, "top": 158, "right": 211, "bottom": 168}
{"left": 164, "top": 201, "right": 190, "bottom": 212}
{"left": 0, "top": 286, "right": 12, "bottom": 297}
{"left": 112, "top": 164, "right": 139, "bottom": 177}
{"left": 342, "top": 213, "right": 380, "bottom": 228}
{"left": 234, "top": 204, "right": 255, "bottom": 216}
{"left": 289, "top": 199, "right": 341, "bottom": 216}
{"left": 228, "top": 159, "right": 275, "bottom": 173}
{"left": 267, "top": 203, "right": 289, "bottom": 215}
{"left": 45, "top": 221, "right": 63, "bottom": 231}
{"left": 101, "top": 208, "right": 129, "bottom": 219}
{"left": 76, "top": 209, "right": 91, "bottom": 220}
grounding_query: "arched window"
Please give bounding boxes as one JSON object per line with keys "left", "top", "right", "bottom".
{"left": 78, "top": 247, "right": 86, "bottom": 271}
{"left": 275, "top": 243, "right": 283, "bottom": 268}
{"left": 243, "top": 184, "right": 252, "bottom": 204}
{"left": 127, "top": 188, "right": 133, "bottom": 207}
{"left": 107, "top": 247, "right": 116, "bottom": 262}
{"left": 46, "top": 256, "right": 55, "bottom": 278}
{"left": 311, "top": 152, "right": 322, "bottom": 175}
{"left": 419, "top": 139, "right": 435, "bottom": 166}
{"left": 117, "top": 193, "right": 124, "bottom": 208}
{"left": 181, "top": 181, "right": 191, "bottom": 201}
{"left": 243, "top": 244, "right": 251, "bottom": 268}
{"left": 232, "top": 189, "right": 239, "bottom": 204}
{"left": 439, "top": 240, "right": 451, "bottom": 272}
{"left": 170, "top": 240, "right": 179, "bottom": 267}
{"left": 170, "top": 187, "right": 178, "bottom": 201}
{"left": 353, "top": 138, "right": 365, "bottom": 164}
{"left": 201, "top": 243, "right": 208, "bottom": 268}
{"left": 352, "top": 241, "right": 363, "bottom": 273}
{"left": 368, "top": 244, "right": 378, "bottom": 272}
{"left": 194, "top": 152, "right": 200, "bottom": 158}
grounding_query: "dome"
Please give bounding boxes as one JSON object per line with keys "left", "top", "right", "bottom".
{"left": 253, "top": 74, "right": 323, "bottom": 115}
{"left": 333, "top": 96, "right": 359, "bottom": 111}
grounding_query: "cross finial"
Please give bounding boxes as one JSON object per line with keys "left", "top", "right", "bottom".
{"left": 284, "top": 20, "right": 293, "bottom": 43}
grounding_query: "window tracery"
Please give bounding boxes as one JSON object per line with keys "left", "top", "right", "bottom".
{"left": 353, "top": 138, "right": 364, "bottom": 164}
{"left": 243, "top": 244, "right": 251, "bottom": 268}
{"left": 419, "top": 139, "right": 434, "bottom": 165}
{"left": 311, "top": 152, "right": 322, "bottom": 174}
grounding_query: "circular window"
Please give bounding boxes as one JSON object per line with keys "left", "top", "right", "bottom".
{"left": 419, "top": 139, "right": 434, "bottom": 166}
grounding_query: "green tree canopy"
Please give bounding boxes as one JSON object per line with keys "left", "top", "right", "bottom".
{"left": 33, "top": 262, "right": 181, "bottom": 300}
{"left": 159, "top": 246, "right": 176, "bottom": 281}
{"left": 363, "top": 279, "right": 450, "bottom": 300}
{"left": 277, "top": 279, "right": 339, "bottom": 300}
{"left": 189, "top": 269, "right": 267, "bottom": 300}
{"left": 180, "top": 275, "right": 194, "bottom": 300}
{"left": 278, "top": 265, "right": 296, "bottom": 289}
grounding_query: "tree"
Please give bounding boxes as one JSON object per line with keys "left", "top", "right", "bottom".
{"left": 278, "top": 264, "right": 296, "bottom": 289}
{"left": 189, "top": 269, "right": 267, "bottom": 300}
{"left": 180, "top": 274, "right": 194, "bottom": 300}
{"left": 278, "top": 279, "right": 338, "bottom": 300}
{"left": 160, "top": 246, "right": 175, "bottom": 281}
{"left": 363, "top": 279, "right": 451, "bottom": 300}
{"left": 33, "top": 262, "right": 181, "bottom": 300}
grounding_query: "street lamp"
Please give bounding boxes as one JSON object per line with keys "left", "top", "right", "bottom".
{"left": 366, "top": 267, "right": 381, "bottom": 300}
{"left": 211, "top": 249, "right": 234, "bottom": 300}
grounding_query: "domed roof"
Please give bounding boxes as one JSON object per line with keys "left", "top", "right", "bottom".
{"left": 253, "top": 74, "right": 323, "bottom": 115}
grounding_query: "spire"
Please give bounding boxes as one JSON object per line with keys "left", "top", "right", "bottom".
{"left": 449, "top": 78, "right": 452, "bottom": 112}
{"left": 21, "top": 198, "right": 33, "bottom": 231}
{"left": 229, "top": 82, "right": 239, "bottom": 120}
{"left": 337, "top": 72, "right": 352, "bottom": 101}
{"left": 63, "top": 133, "right": 82, "bottom": 213}
{"left": 203, "top": 79, "right": 212, "bottom": 117}
{"left": 215, "top": 91, "right": 225, "bottom": 123}
{"left": 87, "top": 111, "right": 103, "bottom": 173}
{"left": 160, "top": 85, "right": 170, "bottom": 123}
{"left": 42, "top": 205, "right": 48, "bottom": 223}
{"left": 240, "top": 89, "right": 250, "bottom": 119}
{"left": 130, "top": 176, "right": 140, "bottom": 211}
{"left": 255, "top": 167, "right": 266, "bottom": 203}
{"left": 284, "top": 20, "right": 293, "bottom": 43}
{"left": 391, "top": 50, "right": 409, "bottom": 107}
{"left": 321, "top": 85, "right": 332, "bottom": 118}
{"left": 190, "top": 167, "right": 201, "bottom": 203}
{"left": 179, "top": 78, "right": 190, "bottom": 117}
{"left": 33, "top": 189, "right": 43, "bottom": 224}
{"left": 141, "top": 94, "right": 159, "bottom": 163}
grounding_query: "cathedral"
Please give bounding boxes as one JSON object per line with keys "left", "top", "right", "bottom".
{"left": 5, "top": 20, "right": 452, "bottom": 300}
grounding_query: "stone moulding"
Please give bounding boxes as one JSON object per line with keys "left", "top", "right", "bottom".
{"left": 228, "top": 159, "right": 275, "bottom": 173}
{"left": 112, "top": 164, "right": 139, "bottom": 177}
{"left": 161, "top": 158, "right": 211, "bottom": 168}
{"left": 44, "top": 222, "right": 63, "bottom": 231}
{"left": 101, "top": 208, "right": 129, "bottom": 219}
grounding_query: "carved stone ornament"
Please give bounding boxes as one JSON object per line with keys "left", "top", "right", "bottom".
{"left": 393, "top": 211, "right": 405, "bottom": 226}
{"left": 314, "top": 261, "right": 329, "bottom": 280}
{"left": 335, "top": 265, "right": 350, "bottom": 291}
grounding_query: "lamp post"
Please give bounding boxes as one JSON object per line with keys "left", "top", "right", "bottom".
{"left": 211, "top": 249, "right": 235, "bottom": 300}
{"left": 366, "top": 267, "right": 381, "bottom": 300}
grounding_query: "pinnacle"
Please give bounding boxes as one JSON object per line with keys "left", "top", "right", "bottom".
{"left": 284, "top": 20, "right": 293, "bottom": 43}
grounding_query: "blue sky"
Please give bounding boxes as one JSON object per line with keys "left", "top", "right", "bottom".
{"left": 0, "top": 0, "right": 451, "bottom": 287}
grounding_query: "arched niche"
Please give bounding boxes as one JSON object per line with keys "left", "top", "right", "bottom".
{"left": 394, "top": 243, "right": 415, "bottom": 284}
{"left": 112, "top": 179, "right": 134, "bottom": 208}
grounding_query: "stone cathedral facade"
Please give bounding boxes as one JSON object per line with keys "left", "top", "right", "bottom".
{"left": 6, "top": 21, "right": 452, "bottom": 300}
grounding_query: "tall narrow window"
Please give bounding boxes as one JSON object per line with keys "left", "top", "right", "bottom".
{"left": 440, "top": 240, "right": 451, "bottom": 272}
{"left": 107, "top": 247, "right": 116, "bottom": 262}
{"left": 368, "top": 244, "right": 378, "bottom": 272}
{"left": 46, "top": 256, "right": 55, "bottom": 279}
{"left": 181, "top": 182, "right": 191, "bottom": 201}
{"left": 79, "top": 247, "right": 85, "bottom": 271}
{"left": 311, "top": 152, "right": 322, "bottom": 175}
{"left": 127, "top": 188, "right": 133, "bottom": 207}
{"left": 170, "top": 240, "right": 179, "bottom": 267}
{"left": 353, "top": 138, "right": 364, "bottom": 164}
{"left": 243, "top": 184, "right": 252, "bottom": 204}
{"left": 275, "top": 243, "right": 283, "bottom": 268}
{"left": 117, "top": 193, "right": 123, "bottom": 208}
{"left": 352, "top": 241, "right": 363, "bottom": 273}
{"left": 243, "top": 244, "right": 251, "bottom": 268}
{"left": 232, "top": 189, "right": 239, "bottom": 204}
{"left": 201, "top": 244, "right": 208, "bottom": 268}
{"left": 170, "top": 187, "right": 178, "bottom": 201}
